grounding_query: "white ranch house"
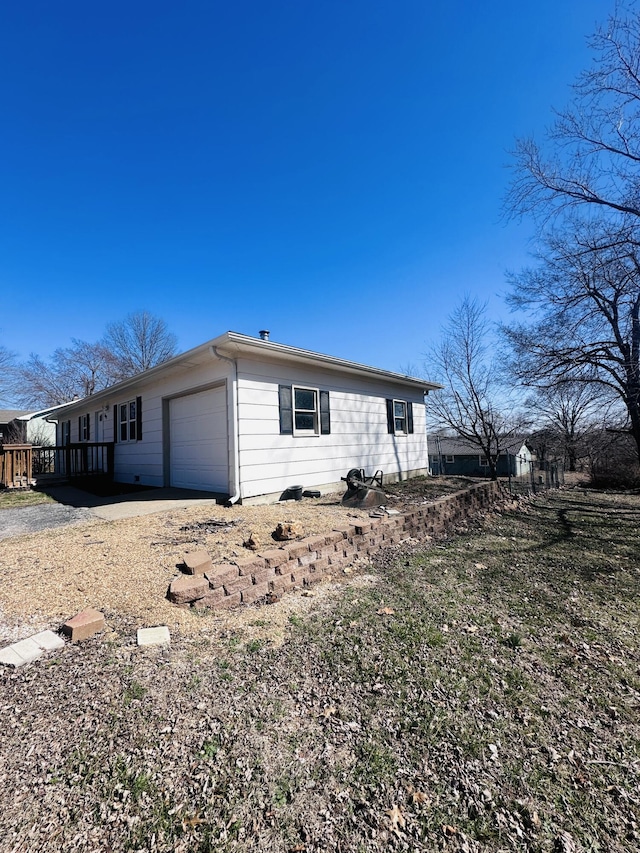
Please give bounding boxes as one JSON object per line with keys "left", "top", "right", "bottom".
{"left": 51, "top": 332, "right": 440, "bottom": 503}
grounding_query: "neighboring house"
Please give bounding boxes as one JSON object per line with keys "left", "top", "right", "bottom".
{"left": 50, "top": 331, "right": 440, "bottom": 503}
{"left": 0, "top": 410, "right": 30, "bottom": 443}
{"left": 429, "top": 435, "right": 534, "bottom": 478}
{"left": 0, "top": 407, "right": 60, "bottom": 445}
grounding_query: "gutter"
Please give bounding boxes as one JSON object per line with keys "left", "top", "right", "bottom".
{"left": 211, "top": 346, "right": 241, "bottom": 505}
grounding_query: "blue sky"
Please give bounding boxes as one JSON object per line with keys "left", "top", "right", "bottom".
{"left": 1, "top": 0, "right": 608, "bottom": 378}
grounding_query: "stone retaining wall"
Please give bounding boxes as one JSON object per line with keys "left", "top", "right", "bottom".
{"left": 168, "top": 480, "right": 508, "bottom": 610}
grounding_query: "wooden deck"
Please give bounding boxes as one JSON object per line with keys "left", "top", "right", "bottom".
{"left": 31, "top": 443, "right": 115, "bottom": 486}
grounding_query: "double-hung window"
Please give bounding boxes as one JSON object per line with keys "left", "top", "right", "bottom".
{"left": 278, "top": 385, "right": 330, "bottom": 436}
{"left": 78, "top": 414, "right": 90, "bottom": 442}
{"left": 293, "top": 387, "right": 318, "bottom": 434}
{"left": 116, "top": 397, "right": 142, "bottom": 443}
{"left": 386, "top": 399, "right": 414, "bottom": 435}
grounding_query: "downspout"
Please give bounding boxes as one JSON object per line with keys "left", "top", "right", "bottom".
{"left": 211, "top": 346, "right": 241, "bottom": 505}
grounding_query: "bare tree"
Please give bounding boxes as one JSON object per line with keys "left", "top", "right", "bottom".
{"left": 504, "top": 219, "right": 640, "bottom": 461}
{"left": 505, "top": 4, "right": 640, "bottom": 464}
{"left": 11, "top": 311, "right": 177, "bottom": 408}
{"left": 428, "top": 298, "right": 528, "bottom": 480}
{"left": 13, "top": 340, "right": 116, "bottom": 408}
{"left": 507, "top": 6, "right": 640, "bottom": 224}
{"left": 525, "top": 382, "right": 614, "bottom": 470}
{"left": 102, "top": 311, "right": 177, "bottom": 380}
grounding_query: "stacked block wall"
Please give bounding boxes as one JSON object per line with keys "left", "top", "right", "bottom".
{"left": 169, "top": 480, "right": 507, "bottom": 609}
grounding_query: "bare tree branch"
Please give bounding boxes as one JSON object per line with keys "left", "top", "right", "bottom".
{"left": 102, "top": 311, "right": 177, "bottom": 380}
{"left": 506, "top": 6, "right": 640, "bottom": 224}
{"left": 427, "top": 298, "right": 528, "bottom": 480}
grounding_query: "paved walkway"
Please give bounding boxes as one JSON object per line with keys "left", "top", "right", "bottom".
{"left": 0, "top": 485, "right": 224, "bottom": 539}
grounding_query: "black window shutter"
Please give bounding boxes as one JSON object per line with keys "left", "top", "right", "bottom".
{"left": 407, "top": 402, "right": 414, "bottom": 434}
{"left": 136, "top": 396, "right": 142, "bottom": 441}
{"left": 320, "top": 390, "right": 330, "bottom": 434}
{"left": 113, "top": 405, "right": 117, "bottom": 442}
{"left": 78, "top": 416, "right": 82, "bottom": 441}
{"left": 87, "top": 415, "right": 90, "bottom": 441}
{"left": 278, "top": 385, "right": 293, "bottom": 435}
{"left": 386, "top": 399, "right": 394, "bottom": 434}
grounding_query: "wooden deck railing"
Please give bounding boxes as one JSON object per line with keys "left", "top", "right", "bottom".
{"left": 32, "top": 443, "right": 114, "bottom": 481}
{"left": 0, "top": 444, "right": 34, "bottom": 489}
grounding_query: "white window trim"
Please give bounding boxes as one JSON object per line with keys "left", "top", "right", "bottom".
{"left": 79, "top": 414, "right": 90, "bottom": 442}
{"left": 393, "top": 399, "right": 408, "bottom": 435}
{"left": 479, "top": 455, "right": 489, "bottom": 467}
{"left": 445, "top": 454, "right": 454, "bottom": 463}
{"left": 292, "top": 385, "right": 319, "bottom": 436}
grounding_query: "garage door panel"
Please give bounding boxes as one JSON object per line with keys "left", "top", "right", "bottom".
{"left": 169, "top": 388, "right": 228, "bottom": 492}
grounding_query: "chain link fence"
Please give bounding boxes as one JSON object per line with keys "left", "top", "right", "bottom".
{"left": 507, "top": 453, "right": 565, "bottom": 496}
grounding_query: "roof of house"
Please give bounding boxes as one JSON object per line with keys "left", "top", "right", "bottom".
{"left": 0, "top": 404, "right": 73, "bottom": 423}
{"left": 0, "top": 409, "right": 30, "bottom": 422}
{"left": 429, "top": 435, "right": 530, "bottom": 456}
{"left": 14, "top": 403, "right": 75, "bottom": 421}
{"left": 50, "top": 331, "right": 443, "bottom": 418}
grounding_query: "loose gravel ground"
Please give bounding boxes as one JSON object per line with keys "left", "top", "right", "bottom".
{"left": 0, "top": 477, "right": 474, "bottom": 645}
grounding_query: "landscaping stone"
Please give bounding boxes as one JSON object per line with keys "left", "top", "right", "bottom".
{"left": 257, "top": 548, "right": 289, "bottom": 568}
{"left": 0, "top": 645, "right": 26, "bottom": 667}
{"left": 163, "top": 480, "right": 510, "bottom": 612}
{"left": 31, "top": 630, "right": 65, "bottom": 652}
{"left": 0, "top": 630, "right": 65, "bottom": 669}
{"left": 137, "top": 626, "right": 170, "bottom": 647}
{"left": 205, "top": 563, "right": 240, "bottom": 588}
{"left": 62, "top": 608, "right": 105, "bottom": 642}
{"left": 168, "top": 574, "right": 209, "bottom": 604}
{"left": 183, "top": 549, "right": 212, "bottom": 575}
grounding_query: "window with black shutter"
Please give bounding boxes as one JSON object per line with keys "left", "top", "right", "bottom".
{"left": 386, "top": 398, "right": 415, "bottom": 435}
{"left": 279, "top": 385, "right": 329, "bottom": 436}
{"left": 117, "top": 398, "right": 142, "bottom": 442}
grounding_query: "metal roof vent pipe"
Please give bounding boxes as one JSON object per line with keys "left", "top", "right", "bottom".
{"left": 259, "top": 329, "right": 270, "bottom": 341}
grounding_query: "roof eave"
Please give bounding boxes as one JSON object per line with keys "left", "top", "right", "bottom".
{"left": 218, "top": 332, "right": 441, "bottom": 393}
{"left": 49, "top": 331, "right": 441, "bottom": 418}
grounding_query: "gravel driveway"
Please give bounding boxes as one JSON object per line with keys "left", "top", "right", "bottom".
{"left": 0, "top": 503, "right": 93, "bottom": 540}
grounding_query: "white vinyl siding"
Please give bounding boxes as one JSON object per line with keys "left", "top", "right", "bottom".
{"left": 235, "top": 358, "right": 427, "bottom": 499}
{"left": 52, "top": 347, "right": 428, "bottom": 499}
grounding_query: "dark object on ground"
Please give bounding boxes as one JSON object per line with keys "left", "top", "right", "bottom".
{"left": 281, "top": 485, "right": 304, "bottom": 501}
{"left": 341, "top": 468, "right": 386, "bottom": 509}
{"left": 302, "top": 490, "right": 321, "bottom": 498}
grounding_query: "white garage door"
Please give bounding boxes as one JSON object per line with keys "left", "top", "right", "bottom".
{"left": 169, "top": 387, "right": 228, "bottom": 492}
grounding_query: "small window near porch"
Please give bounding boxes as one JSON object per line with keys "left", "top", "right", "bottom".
{"left": 79, "top": 414, "right": 90, "bottom": 442}
{"left": 118, "top": 398, "right": 142, "bottom": 442}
